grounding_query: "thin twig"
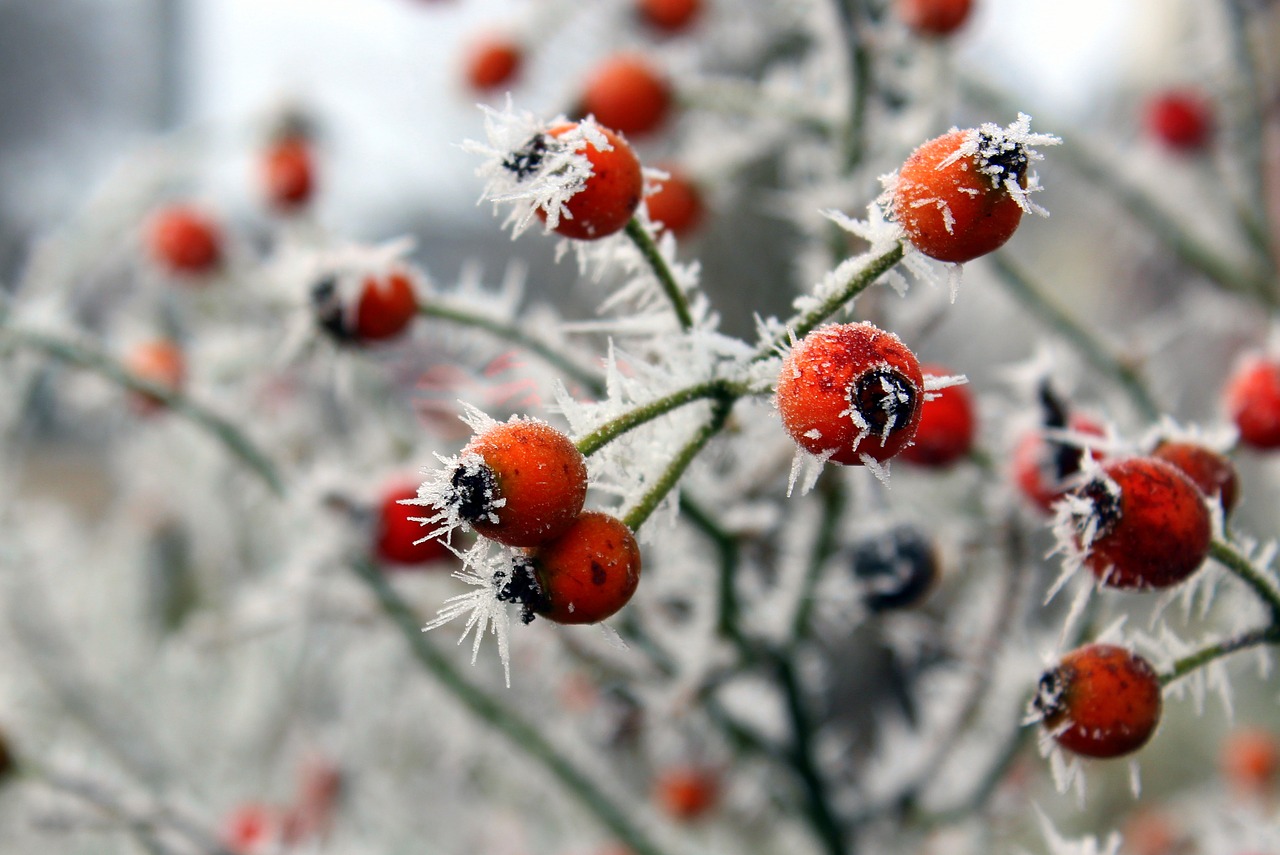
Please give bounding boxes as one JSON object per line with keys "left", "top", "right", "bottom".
{"left": 624, "top": 218, "right": 694, "bottom": 330}
{"left": 575, "top": 379, "right": 746, "bottom": 458}
{"left": 622, "top": 398, "right": 735, "bottom": 530}
{"left": 1159, "top": 624, "right": 1280, "bottom": 686}
{"left": 1209, "top": 539, "right": 1280, "bottom": 622}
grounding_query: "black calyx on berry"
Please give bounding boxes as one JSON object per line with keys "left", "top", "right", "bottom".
{"left": 1073, "top": 475, "right": 1123, "bottom": 540}
{"left": 503, "top": 134, "right": 549, "bottom": 181}
{"left": 1037, "top": 382, "right": 1083, "bottom": 483}
{"left": 1030, "top": 664, "right": 1068, "bottom": 723}
{"left": 448, "top": 458, "right": 501, "bottom": 524}
{"left": 852, "top": 368, "right": 919, "bottom": 442}
{"left": 976, "top": 129, "right": 1031, "bottom": 186}
{"left": 311, "top": 276, "right": 351, "bottom": 342}
{"left": 851, "top": 525, "right": 938, "bottom": 611}
{"left": 496, "top": 556, "right": 549, "bottom": 624}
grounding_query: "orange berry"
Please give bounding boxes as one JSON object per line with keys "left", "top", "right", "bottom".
{"left": 1033, "top": 644, "right": 1162, "bottom": 759}
{"left": 653, "top": 766, "right": 718, "bottom": 820}
{"left": 536, "top": 123, "right": 644, "bottom": 240}
{"left": 900, "top": 363, "right": 975, "bottom": 467}
{"left": 375, "top": 481, "right": 450, "bottom": 566}
{"left": 125, "top": 339, "right": 186, "bottom": 414}
{"left": 1224, "top": 353, "right": 1280, "bottom": 450}
{"left": 261, "top": 136, "right": 314, "bottom": 212}
{"left": 1152, "top": 440, "right": 1239, "bottom": 514}
{"left": 637, "top": 0, "right": 702, "bottom": 33}
{"left": 147, "top": 204, "right": 222, "bottom": 276}
{"left": 465, "top": 35, "right": 522, "bottom": 92}
{"left": 354, "top": 271, "right": 418, "bottom": 342}
{"left": 646, "top": 165, "right": 704, "bottom": 238}
{"left": 1220, "top": 727, "right": 1280, "bottom": 795}
{"left": 581, "top": 55, "right": 672, "bottom": 138}
{"left": 897, "top": 0, "right": 973, "bottom": 36}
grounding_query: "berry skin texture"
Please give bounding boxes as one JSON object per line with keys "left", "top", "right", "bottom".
{"left": 581, "top": 55, "right": 672, "bottom": 138}
{"left": 261, "top": 136, "right": 314, "bottom": 211}
{"left": 901, "top": 364, "right": 975, "bottom": 467}
{"left": 851, "top": 525, "right": 938, "bottom": 611}
{"left": 892, "top": 129, "right": 1025, "bottom": 263}
{"left": 897, "top": 0, "right": 973, "bottom": 36}
{"left": 1033, "top": 643, "right": 1162, "bottom": 759}
{"left": 1220, "top": 727, "right": 1279, "bottom": 796}
{"left": 147, "top": 205, "right": 222, "bottom": 276}
{"left": 375, "top": 482, "right": 449, "bottom": 566}
{"left": 653, "top": 766, "right": 719, "bottom": 821}
{"left": 646, "top": 165, "right": 704, "bottom": 238}
{"left": 452, "top": 420, "right": 589, "bottom": 547}
{"left": 354, "top": 271, "right": 419, "bottom": 342}
{"left": 1152, "top": 440, "right": 1239, "bottom": 514}
{"left": 465, "top": 36, "right": 522, "bottom": 92}
{"left": 637, "top": 0, "right": 702, "bottom": 33}
{"left": 1069, "top": 457, "right": 1211, "bottom": 590}
{"left": 1224, "top": 354, "right": 1280, "bottom": 450}
{"left": 1147, "top": 90, "right": 1213, "bottom": 153}
{"left": 776, "top": 322, "right": 924, "bottom": 466}
{"left": 1011, "top": 414, "right": 1106, "bottom": 513}
{"left": 125, "top": 339, "right": 186, "bottom": 414}
{"left": 538, "top": 123, "right": 644, "bottom": 240}
{"left": 526, "top": 512, "right": 641, "bottom": 624}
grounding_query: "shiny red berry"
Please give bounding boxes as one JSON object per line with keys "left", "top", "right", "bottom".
{"left": 465, "top": 35, "right": 522, "bottom": 92}
{"left": 581, "top": 55, "right": 672, "bottom": 138}
{"left": 1225, "top": 354, "right": 1280, "bottom": 450}
{"left": 537, "top": 123, "right": 644, "bottom": 240}
{"left": 262, "top": 136, "right": 314, "bottom": 211}
{"left": 637, "top": 0, "right": 702, "bottom": 32}
{"left": 1011, "top": 413, "right": 1106, "bottom": 513}
{"left": 897, "top": 0, "right": 973, "bottom": 36}
{"left": 1147, "top": 90, "right": 1213, "bottom": 153}
{"left": 1067, "top": 457, "right": 1211, "bottom": 590}
{"left": 147, "top": 204, "right": 222, "bottom": 276}
{"left": 901, "top": 364, "right": 975, "bottom": 467}
{"left": 375, "top": 482, "right": 449, "bottom": 566}
{"left": 1152, "top": 440, "right": 1239, "bottom": 514}
{"left": 646, "top": 165, "right": 704, "bottom": 238}
{"left": 1033, "top": 643, "right": 1162, "bottom": 759}
{"left": 125, "top": 339, "right": 186, "bottom": 415}
{"left": 354, "top": 271, "right": 418, "bottom": 342}
{"left": 653, "top": 766, "right": 718, "bottom": 820}
{"left": 776, "top": 322, "right": 924, "bottom": 466}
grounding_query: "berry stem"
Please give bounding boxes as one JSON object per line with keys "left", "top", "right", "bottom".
{"left": 679, "top": 494, "right": 749, "bottom": 647}
{"left": 417, "top": 301, "right": 605, "bottom": 396}
{"left": 352, "top": 560, "right": 675, "bottom": 855}
{"left": 832, "top": 0, "right": 874, "bottom": 173}
{"left": 1158, "top": 624, "right": 1280, "bottom": 687}
{"left": 622, "top": 397, "right": 735, "bottom": 530}
{"left": 0, "top": 324, "right": 285, "bottom": 496}
{"left": 624, "top": 217, "right": 695, "bottom": 330}
{"left": 1208, "top": 539, "right": 1280, "bottom": 622}
{"left": 575, "top": 378, "right": 747, "bottom": 457}
{"left": 987, "top": 253, "right": 1161, "bottom": 421}
{"left": 788, "top": 473, "right": 847, "bottom": 647}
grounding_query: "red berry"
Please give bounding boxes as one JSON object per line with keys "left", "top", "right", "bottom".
{"left": 125, "top": 339, "right": 186, "bottom": 414}
{"left": 653, "top": 766, "right": 718, "bottom": 820}
{"left": 464, "top": 35, "right": 522, "bottom": 92}
{"left": 1121, "top": 810, "right": 1179, "bottom": 855}
{"left": 261, "top": 136, "right": 314, "bottom": 212}
{"left": 897, "top": 0, "right": 973, "bottom": 36}
{"left": 1225, "top": 354, "right": 1280, "bottom": 450}
{"left": 445, "top": 420, "right": 589, "bottom": 547}
{"left": 1220, "top": 727, "right": 1280, "bottom": 795}
{"left": 581, "top": 55, "right": 672, "bottom": 138}
{"left": 646, "top": 165, "right": 704, "bottom": 238}
{"left": 537, "top": 123, "right": 644, "bottom": 240}
{"left": 147, "top": 205, "right": 222, "bottom": 276}
{"left": 893, "top": 128, "right": 1030, "bottom": 263}
{"left": 776, "top": 322, "right": 924, "bottom": 466}
{"left": 637, "top": 0, "right": 702, "bottom": 33}
{"left": 507, "top": 512, "right": 641, "bottom": 625}
{"left": 1147, "top": 90, "right": 1213, "bottom": 153}
{"left": 354, "top": 271, "right": 418, "bottom": 342}
{"left": 222, "top": 804, "right": 280, "bottom": 855}
{"left": 900, "top": 364, "right": 975, "bottom": 467}
{"left": 1011, "top": 414, "right": 1106, "bottom": 513}
{"left": 1033, "top": 643, "right": 1162, "bottom": 759}
{"left": 1152, "top": 440, "right": 1239, "bottom": 514}
{"left": 1066, "top": 457, "right": 1211, "bottom": 590}
{"left": 375, "top": 482, "right": 449, "bottom": 566}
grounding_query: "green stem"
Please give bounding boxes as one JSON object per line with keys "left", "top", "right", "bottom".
{"left": 1223, "top": 0, "right": 1277, "bottom": 272}
{"left": 679, "top": 494, "right": 749, "bottom": 648}
{"left": 1209, "top": 539, "right": 1280, "bottom": 622}
{"left": 833, "top": 0, "right": 873, "bottom": 174}
{"left": 788, "top": 474, "right": 847, "bottom": 646}
{"left": 622, "top": 398, "right": 735, "bottom": 531}
{"left": 1, "top": 325, "right": 284, "bottom": 496}
{"left": 351, "top": 561, "right": 673, "bottom": 855}
{"left": 987, "top": 253, "right": 1161, "bottom": 421}
{"left": 624, "top": 218, "right": 694, "bottom": 330}
{"left": 775, "top": 654, "right": 849, "bottom": 855}
{"left": 1159, "top": 624, "right": 1280, "bottom": 686}
{"left": 575, "top": 379, "right": 745, "bottom": 457}
{"left": 417, "top": 302, "right": 605, "bottom": 396}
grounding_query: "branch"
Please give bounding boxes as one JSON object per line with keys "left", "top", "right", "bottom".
{"left": 625, "top": 218, "right": 694, "bottom": 331}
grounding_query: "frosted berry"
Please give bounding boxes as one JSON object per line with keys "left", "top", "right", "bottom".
{"left": 851, "top": 525, "right": 938, "bottom": 611}
{"left": 375, "top": 482, "right": 449, "bottom": 566}
{"left": 1220, "top": 727, "right": 1279, "bottom": 795}
{"left": 581, "top": 55, "right": 672, "bottom": 138}
{"left": 501, "top": 512, "right": 641, "bottom": 624}
{"left": 1147, "top": 90, "right": 1212, "bottom": 153}
{"left": 125, "top": 339, "right": 186, "bottom": 414}
{"left": 1011, "top": 387, "right": 1106, "bottom": 512}
{"left": 776, "top": 322, "right": 924, "bottom": 466}
{"left": 893, "top": 127, "right": 1032, "bottom": 263}
{"left": 1066, "top": 457, "right": 1211, "bottom": 590}
{"left": 147, "top": 204, "right": 222, "bottom": 276}
{"left": 465, "top": 35, "right": 522, "bottom": 92}
{"left": 646, "top": 165, "right": 704, "bottom": 238}
{"left": 1224, "top": 354, "right": 1280, "bottom": 450}
{"left": 1152, "top": 440, "right": 1239, "bottom": 514}
{"left": 1032, "top": 643, "right": 1162, "bottom": 759}
{"left": 261, "top": 136, "right": 314, "bottom": 212}
{"left": 653, "top": 766, "right": 718, "bottom": 821}
{"left": 637, "top": 0, "right": 702, "bottom": 33}
{"left": 901, "top": 364, "right": 975, "bottom": 467}
{"left": 897, "top": 0, "right": 973, "bottom": 36}
{"left": 443, "top": 420, "right": 588, "bottom": 547}
{"left": 534, "top": 123, "right": 644, "bottom": 240}
{"left": 354, "top": 271, "right": 418, "bottom": 341}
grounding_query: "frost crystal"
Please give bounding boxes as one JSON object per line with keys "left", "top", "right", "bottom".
{"left": 937, "top": 113, "right": 1062, "bottom": 216}
{"left": 423, "top": 541, "right": 516, "bottom": 685}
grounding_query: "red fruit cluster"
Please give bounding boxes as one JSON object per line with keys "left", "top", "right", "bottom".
{"left": 897, "top": 0, "right": 974, "bottom": 36}
{"left": 147, "top": 204, "right": 223, "bottom": 276}
{"left": 535, "top": 123, "right": 644, "bottom": 240}
{"left": 776, "top": 322, "right": 924, "bottom": 466}
{"left": 1147, "top": 89, "right": 1213, "bottom": 153}
{"left": 581, "top": 55, "right": 672, "bottom": 138}
{"left": 1225, "top": 353, "right": 1280, "bottom": 450}
{"left": 1033, "top": 643, "right": 1162, "bottom": 759}
{"left": 901, "top": 364, "right": 975, "bottom": 467}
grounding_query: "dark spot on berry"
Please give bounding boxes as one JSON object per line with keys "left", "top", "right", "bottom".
{"left": 495, "top": 557, "right": 549, "bottom": 624}
{"left": 591, "top": 561, "right": 607, "bottom": 586}
{"left": 503, "top": 134, "right": 549, "bottom": 180}
{"left": 1032, "top": 666, "right": 1068, "bottom": 722}
{"left": 977, "top": 129, "right": 1031, "bottom": 185}
{"left": 852, "top": 369, "right": 919, "bottom": 439}
{"left": 1076, "top": 476, "right": 1123, "bottom": 539}
{"left": 450, "top": 461, "right": 500, "bottom": 523}
{"left": 311, "top": 276, "right": 350, "bottom": 341}
{"left": 1036, "top": 382, "right": 1088, "bottom": 483}
{"left": 851, "top": 525, "right": 937, "bottom": 611}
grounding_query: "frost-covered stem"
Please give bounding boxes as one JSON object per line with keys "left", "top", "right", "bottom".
{"left": 987, "top": 253, "right": 1161, "bottom": 421}
{"left": 679, "top": 494, "right": 748, "bottom": 647}
{"left": 774, "top": 653, "right": 851, "bottom": 855}
{"left": 759, "top": 242, "right": 905, "bottom": 360}
{"left": 576, "top": 379, "right": 746, "bottom": 458}
{"left": 352, "top": 560, "right": 674, "bottom": 855}
{"left": 0, "top": 325, "right": 285, "bottom": 496}
{"left": 788, "top": 473, "right": 847, "bottom": 646}
{"left": 624, "top": 217, "right": 694, "bottom": 330}
{"left": 417, "top": 302, "right": 605, "bottom": 396}
{"left": 1209, "top": 539, "right": 1280, "bottom": 622}
{"left": 1159, "top": 624, "right": 1280, "bottom": 686}
{"left": 622, "top": 398, "right": 735, "bottom": 530}
{"left": 1224, "top": 0, "right": 1277, "bottom": 270}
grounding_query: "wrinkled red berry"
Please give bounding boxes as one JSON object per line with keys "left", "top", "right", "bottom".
{"left": 1033, "top": 643, "right": 1162, "bottom": 759}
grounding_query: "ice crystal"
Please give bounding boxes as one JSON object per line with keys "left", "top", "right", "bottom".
{"left": 1030, "top": 808, "right": 1121, "bottom": 855}
{"left": 423, "top": 540, "right": 515, "bottom": 686}
{"left": 937, "top": 113, "right": 1062, "bottom": 216}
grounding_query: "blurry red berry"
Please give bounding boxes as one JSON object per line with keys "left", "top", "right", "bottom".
{"left": 646, "top": 165, "right": 704, "bottom": 238}
{"left": 653, "top": 766, "right": 718, "bottom": 821}
{"left": 465, "top": 35, "right": 522, "bottom": 92}
{"left": 354, "top": 271, "right": 418, "bottom": 342}
{"left": 777, "top": 322, "right": 924, "bottom": 466}
{"left": 1152, "top": 440, "right": 1239, "bottom": 514}
{"left": 1147, "top": 90, "right": 1213, "bottom": 153}
{"left": 897, "top": 0, "right": 973, "bottom": 36}
{"left": 222, "top": 803, "right": 280, "bottom": 855}
{"left": 1011, "top": 414, "right": 1106, "bottom": 513}
{"left": 1121, "top": 809, "right": 1180, "bottom": 855}
{"left": 1225, "top": 354, "right": 1280, "bottom": 450}
{"left": 581, "top": 55, "right": 672, "bottom": 138}
{"left": 901, "top": 365, "right": 975, "bottom": 467}
{"left": 147, "top": 205, "right": 222, "bottom": 276}
{"left": 1067, "top": 457, "right": 1211, "bottom": 590}
{"left": 536, "top": 123, "right": 644, "bottom": 240}
{"left": 1033, "top": 643, "right": 1162, "bottom": 759}
{"left": 261, "top": 136, "right": 314, "bottom": 212}
{"left": 125, "top": 339, "right": 186, "bottom": 415}
{"left": 637, "top": 0, "right": 702, "bottom": 33}
{"left": 375, "top": 482, "right": 449, "bottom": 566}
{"left": 1220, "top": 727, "right": 1280, "bottom": 795}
